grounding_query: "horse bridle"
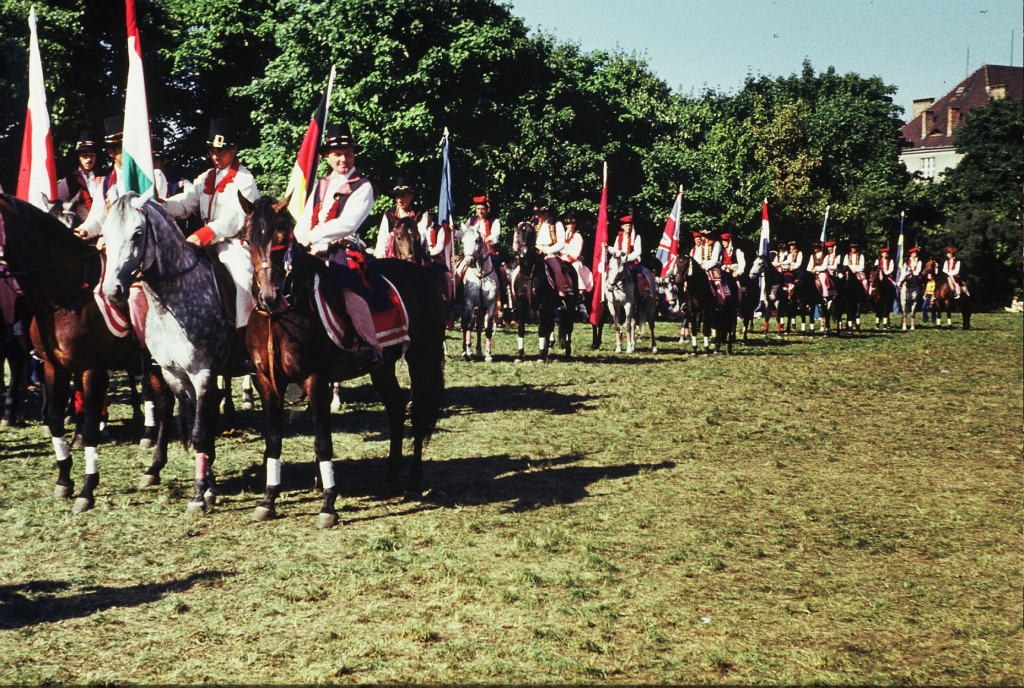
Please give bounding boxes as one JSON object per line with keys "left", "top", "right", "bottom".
{"left": 129, "top": 205, "right": 200, "bottom": 283}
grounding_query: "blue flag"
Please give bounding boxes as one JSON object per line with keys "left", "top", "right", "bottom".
{"left": 437, "top": 128, "right": 454, "bottom": 230}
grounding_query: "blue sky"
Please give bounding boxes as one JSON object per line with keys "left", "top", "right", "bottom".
{"left": 507, "top": 0, "right": 1021, "bottom": 119}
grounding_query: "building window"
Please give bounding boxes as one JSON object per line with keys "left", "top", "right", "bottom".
{"left": 921, "top": 157, "right": 935, "bottom": 179}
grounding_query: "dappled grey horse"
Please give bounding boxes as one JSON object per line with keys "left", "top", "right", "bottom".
{"left": 459, "top": 222, "right": 499, "bottom": 362}
{"left": 101, "top": 193, "right": 237, "bottom": 515}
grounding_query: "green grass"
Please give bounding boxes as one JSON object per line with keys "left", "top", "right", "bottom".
{"left": 1, "top": 314, "right": 1021, "bottom": 684}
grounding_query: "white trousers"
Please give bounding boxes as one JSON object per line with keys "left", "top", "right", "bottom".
{"left": 213, "top": 240, "right": 255, "bottom": 330}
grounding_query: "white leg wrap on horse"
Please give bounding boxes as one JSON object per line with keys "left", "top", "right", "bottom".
{"left": 538, "top": 336, "right": 547, "bottom": 350}
{"left": 517, "top": 336, "right": 524, "bottom": 350}
{"left": 144, "top": 400, "right": 156, "bottom": 427}
{"left": 85, "top": 446, "right": 99, "bottom": 475}
{"left": 319, "top": 461, "right": 336, "bottom": 490}
{"left": 266, "top": 458, "right": 282, "bottom": 487}
{"left": 195, "top": 452, "right": 210, "bottom": 480}
{"left": 52, "top": 437, "right": 71, "bottom": 462}
{"left": 242, "top": 376, "right": 252, "bottom": 391}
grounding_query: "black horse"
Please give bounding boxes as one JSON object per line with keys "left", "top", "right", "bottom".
{"left": 511, "top": 221, "right": 577, "bottom": 362}
{"left": 746, "top": 254, "right": 788, "bottom": 336}
{"left": 869, "top": 268, "right": 897, "bottom": 329}
{"left": 673, "top": 255, "right": 736, "bottom": 354}
{"left": 833, "top": 265, "right": 866, "bottom": 333}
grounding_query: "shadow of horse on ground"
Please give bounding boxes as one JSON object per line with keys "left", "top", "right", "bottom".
{"left": 0, "top": 570, "right": 232, "bottom": 630}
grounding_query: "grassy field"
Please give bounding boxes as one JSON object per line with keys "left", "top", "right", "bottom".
{"left": 0, "top": 313, "right": 1021, "bottom": 685}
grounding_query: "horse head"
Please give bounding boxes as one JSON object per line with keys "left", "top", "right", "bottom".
{"left": 390, "top": 216, "right": 423, "bottom": 263}
{"left": 100, "top": 193, "right": 165, "bottom": 305}
{"left": 240, "top": 192, "right": 294, "bottom": 315}
{"left": 462, "top": 223, "right": 489, "bottom": 270}
{"left": 515, "top": 221, "right": 536, "bottom": 260}
{"left": 42, "top": 192, "right": 87, "bottom": 229}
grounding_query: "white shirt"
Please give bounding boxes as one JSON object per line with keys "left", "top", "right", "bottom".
{"left": 560, "top": 229, "right": 584, "bottom": 263}
{"left": 691, "top": 240, "right": 721, "bottom": 270}
{"left": 844, "top": 253, "right": 865, "bottom": 273}
{"left": 536, "top": 220, "right": 565, "bottom": 256}
{"left": 293, "top": 169, "right": 375, "bottom": 255}
{"left": 165, "top": 162, "right": 259, "bottom": 242}
{"left": 78, "top": 166, "right": 126, "bottom": 238}
{"left": 721, "top": 245, "right": 745, "bottom": 276}
{"left": 611, "top": 229, "right": 641, "bottom": 263}
{"left": 374, "top": 207, "right": 431, "bottom": 259}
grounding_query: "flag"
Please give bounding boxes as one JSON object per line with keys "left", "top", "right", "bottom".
{"left": 121, "top": 0, "right": 154, "bottom": 197}
{"left": 820, "top": 205, "right": 830, "bottom": 244}
{"left": 437, "top": 127, "right": 454, "bottom": 230}
{"left": 655, "top": 186, "right": 683, "bottom": 277}
{"left": 285, "top": 66, "right": 334, "bottom": 220}
{"left": 892, "top": 211, "right": 905, "bottom": 314}
{"left": 16, "top": 6, "right": 57, "bottom": 209}
{"left": 758, "top": 199, "right": 771, "bottom": 307}
{"left": 589, "top": 163, "right": 608, "bottom": 327}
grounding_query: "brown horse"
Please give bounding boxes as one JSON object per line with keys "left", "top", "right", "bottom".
{"left": 924, "top": 258, "right": 972, "bottom": 329}
{"left": 0, "top": 193, "right": 170, "bottom": 513}
{"left": 239, "top": 195, "right": 446, "bottom": 526}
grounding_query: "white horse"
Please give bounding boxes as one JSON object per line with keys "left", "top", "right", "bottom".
{"left": 100, "top": 193, "right": 237, "bottom": 515}
{"left": 603, "top": 248, "right": 637, "bottom": 353}
{"left": 458, "top": 223, "right": 499, "bottom": 362}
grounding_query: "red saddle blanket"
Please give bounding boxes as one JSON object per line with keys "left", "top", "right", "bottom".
{"left": 313, "top": 274, "right": 410, "bottom": 351}
{"left": 93, "top": 256, "right": 138, "bottom": 340}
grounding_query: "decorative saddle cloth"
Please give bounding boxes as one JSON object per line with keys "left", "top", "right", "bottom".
{"left": 313, "top": 273, "right": 410, "bottom": 351}
{"left": 93, "top": 255, "right": 136, "bottom": 340}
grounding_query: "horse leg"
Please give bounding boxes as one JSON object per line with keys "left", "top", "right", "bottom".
{"left": 372, "top": 364, "right": 408, "bottom": 493}
{"left": 252, "top": 367, "right": 285, "bottom": 523}
{"left": 1, "top": 345, "right": 27, "bottom": 427}
{"left": 72, "top": 367, "right": 109, "bottom": 513}
{"left": 139, "top": 372, "right": 174, "bottom": 487}
{"left": 187, "top": 372, "right": 218, "bottom": 515}
{"left": 45, "top": 364, "right": 75, "bottom": 500}
{"left": 484, "top": 310, "right": 494, "bottom": 363}
{"left": 515, "top": 303, "right": 527, "bottom": 362}
{"left": 331, "top": 381, "right": 343, "bottom": 413}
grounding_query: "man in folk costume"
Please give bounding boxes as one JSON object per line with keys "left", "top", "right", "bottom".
{"left": 57, "top": 130, "right": 102, "bottom": 223}
{"left": 461, "top": 194, "right": 501, "bottom": 254}
{"left": 604, "top": 214, "right": 645, "bottom": 292}
{"left": 823, "top": 240, "right": 842, "bottom": 274}
{"left": 374, "top": 176, "right": 430, "bottom": 259}
{"left": 807, "top": 241, "right": 832, "bottom": 299}
{"left": 424, "top": 216, "right": 454, "bottom": 304}
{"left": 844, "top": 242, "right": 868, "bottom": 292}
{"left": 720, "top": 233, "right": 745, "bottom": 278}
{"left": 780, "top": 240, "right": 803, "bottom": 275}
{"left": 163, "top": 118, "right": 259, "bottom": 333}
{"left": 771, "top": 243, "right": 786, "bottom": 270}
{"left": 942, "top": 247, "right": 966, "bottom": 298}
{"left": 874, "top": 246, "right": 896, "bottom": 294}
{"left": 292, "top": 123, "right": 384, "bottom": 368}
{"left": 532, "top": 200, "right": 573, "bottom": 297}
{"left": 76, "top": 116, "right": 130, "bottom": 240}
{"left": 691, "top": 230, "right": 729, "bottom": 304}
{"left": 559, "top": 213, "right": 593, "bottom": 293}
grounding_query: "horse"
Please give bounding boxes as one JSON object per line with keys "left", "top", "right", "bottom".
{"left": 100, "top": 192, "right": 242, "bottom": 515}
{"left": 673, "top": 254, "right": 729, "bottom": 353}
{"left": 868, "top": 268, "right": 896, "bottom": 329}
{"left": 793, "top": 270, "right": 839, "bottom": 335}
{"left": 510, "top": 221, "right": 578, "bottom": 361}
{"left": 240, "top": 195, "right": 445, "bottom": 520}
{"left": 0, "top": 193, "right": 170, "bottom": 513}
{"left": 458, "top": 222, "right": 499, "bottom": 362}
{"left": 833, "top": 265, "right": 866, "bottom": 332}
{"left": 388, "top": 216, "right": 424, "bottom": 264}
{"left": 898, "top": 272, "right": 922, "bottom": 330}
{"left": 602, "top": 247, "right": 638, "bottom": 354}
{"left": 746, "top": 254, "right": 788, "bottom": 336}
{"left": 924, "top": 258, "right": 972, "bottom": 329}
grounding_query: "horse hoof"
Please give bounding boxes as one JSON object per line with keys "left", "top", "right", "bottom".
{"left": 138, "top": 473, "right": 160, "bottom": 488}
{"left": 330, "top": 400, "right": 342, "bottom": 413}
{"left": 72, "top": 433, "right": 84, "bottom": 448}
{"left": 316, "top": 512, "right": 339, "bottom": 529}
{"left": 204, "top": 490, "right": 217, "bottom": 507}
{"left": 54, "top": 484, "right": 74, "bottom": 500}
{"left": 40, "top": 425, "right": 51, "bottom": 438}
{"left": 252, "top": 505, "right": 276, "bottom": 522}
{"left": 138, "top": 437, "right": 153, "bottom": 449}
{"left": 186, "top": 500, "right": 207, "bottom": 516}
{"left": 485, "top": 355, "right": 493, "bottom": 363}
{"left": 651, "top": 347, "right": 658, "bottom": 354}
{"left": 0, "top": 419, "right": 8, "bottom": 429}
{"left": 72, "top": 496, "right": 94, "bottom": 514}
{"left": 402, "top": 490, "right": 423, "bottom": 502}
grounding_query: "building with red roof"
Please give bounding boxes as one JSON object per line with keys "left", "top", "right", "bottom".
{"left": 899, "top": 64, "right": 1022, "bottom": 180}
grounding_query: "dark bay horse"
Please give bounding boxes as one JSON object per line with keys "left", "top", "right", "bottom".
{"left": 869, "top": 268, "right": 896, "bottom": 329}
{"left": 833, "top": 265, "right": 865, "bottom": 332}
{"left": 923, "top": 259, "right": 972, "bottom": 329}
{"left": 0, "top": 193, "right": 169, "bottom": 512}
{"left": 746, "top": 254, "right": 787, "bottom": 336}
{"left": 240, "top": 195, "right": 445, "bottom": 523}
{"left": 511, "top": 221, "right": 577, "bottom": 362}
{"left": 673, "top": 255, "right": 736, "bottom": 353}
{"left": 0, "top": 262, "right": 31, "bottom": 427}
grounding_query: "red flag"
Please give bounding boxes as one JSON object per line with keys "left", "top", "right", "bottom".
{"left": 589, "top": 164, "right": 608, "bottom": 326}
{"left": 16, "top": 7, "right": 57, "bottom": 208}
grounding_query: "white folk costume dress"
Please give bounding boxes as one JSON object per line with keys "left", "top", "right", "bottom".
{"left": 943, "top": 255, "right": 964, "bottom": 296}
{"left": 164, "top": 160, "right": 260, "bottom": 329}
{"left": 374, "top": 206, "right": 431, "bottom": 259}
{"left": 560, "top": 226, "right": 593, "bottom": 292}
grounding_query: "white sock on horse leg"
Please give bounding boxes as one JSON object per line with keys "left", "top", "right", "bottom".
{"left": 538, "top": 336, "right": 547, "bottom": 350}
{"left": 85, "top": 446, "right": 99, "bottom": 475}
{"left": 144, "top": 400, "right": 156, "bottom": 428}
{"left": 266, "top": 458, "right": 282, "bottom": 487}
{"left": 517, "top": 336, "right": 524, "bottom": 350}
{"left": 319, "top": 461, "right": 336, "bottom": 490}
{"left": 52, "top": 436, "right": 71, "bottom": 461}
{"left": 242, "top": 376, "right": 252, "bottom": 392}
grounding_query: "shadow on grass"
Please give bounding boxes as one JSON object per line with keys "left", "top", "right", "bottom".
{"left": 0, "top": 570, "right": 232, "bottom": 630}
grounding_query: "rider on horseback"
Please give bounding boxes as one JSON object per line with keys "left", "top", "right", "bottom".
{"left": 57, "top": 130, "right": 101, "bottom": 223}
{"left": 293, "top": 123, "right": 383, "bottom": 369}
{"left": 943, "top": 247, "right": 966, "bottom": 299}
{"left": 691, "top": 231, "right": 730, "bottom": 305}
{"left": 559, "top": 213, "right": 593, "bottom": 294}
{"left": 76, "top": 117, "right": 129, "bottom": 240}
{"left": 844, "top": 242, "right": 869, "bottom": 293}
{"left": 873, "top": 247, "right": 896, "bottom": 295}
{"left": 374, "top": 176, "right": 430, "bottom": 259}
{"left": 807, "top": 241, "right": 834, "bottom": 300}
{"left": 532, "top": 200, "right": 573, "bottom": 298}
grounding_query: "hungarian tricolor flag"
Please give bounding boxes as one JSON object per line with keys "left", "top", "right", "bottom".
{"left": 16, "top": 6, "right": 57, "bottom": 210}
{"left": 589, "top": 163, "right": 609, "bottom": 327}
{"left": 285, "top": 66, "right": 334, "bottom": 221}
{"left": 121, "top": 0, "right": 154, "bottom": 197}
{"left": 655, "top": 186, "right": 683, "bottom": 277}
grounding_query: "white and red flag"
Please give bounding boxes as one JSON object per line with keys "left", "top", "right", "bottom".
{"left": 16, "top": 6, "right": 57, "bottom": 209}
{"left": 121, "top": 0, "right": 154, "bottom": 198}
{"left": 589, "top": 163, "right": 609, "bottom": 327}
{"left": 655, "top": 186, "right": 683, "bottom": 277}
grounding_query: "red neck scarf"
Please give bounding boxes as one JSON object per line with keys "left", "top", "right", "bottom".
{"left": 204, "top": 160, "right": 240, "bottom": 196}
{"left": 75, "top": 170, "right": 94, "bottom": 210}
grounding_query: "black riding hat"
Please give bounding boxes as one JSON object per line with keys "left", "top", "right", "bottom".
{"left": 321, "top": 123, "right": 358, "bottom": 153}
{"left": 76, "top": 130, "right": 100, "bottom": 153}
{"left": 103, "top": 116, "right": 123, "bottom": 146}
{"left": 392, "top": 176, "right": 416, "bottom": 195}
{"left": 206, "top": 118, "right": 238, "bottom": 149}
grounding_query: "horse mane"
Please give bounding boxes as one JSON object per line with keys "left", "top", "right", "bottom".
{"left": 245, "top": 195, "right": 286, "bottom": 249}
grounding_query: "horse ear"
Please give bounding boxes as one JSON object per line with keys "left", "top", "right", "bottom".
{"left": 238, "top": 191, "right": 254, "bottom": 216}
{"left": 273, "top": 191, "right": 293, "bottom": 216}
{"left": 129, "top": 193, "right": 148, "bottom": 211}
